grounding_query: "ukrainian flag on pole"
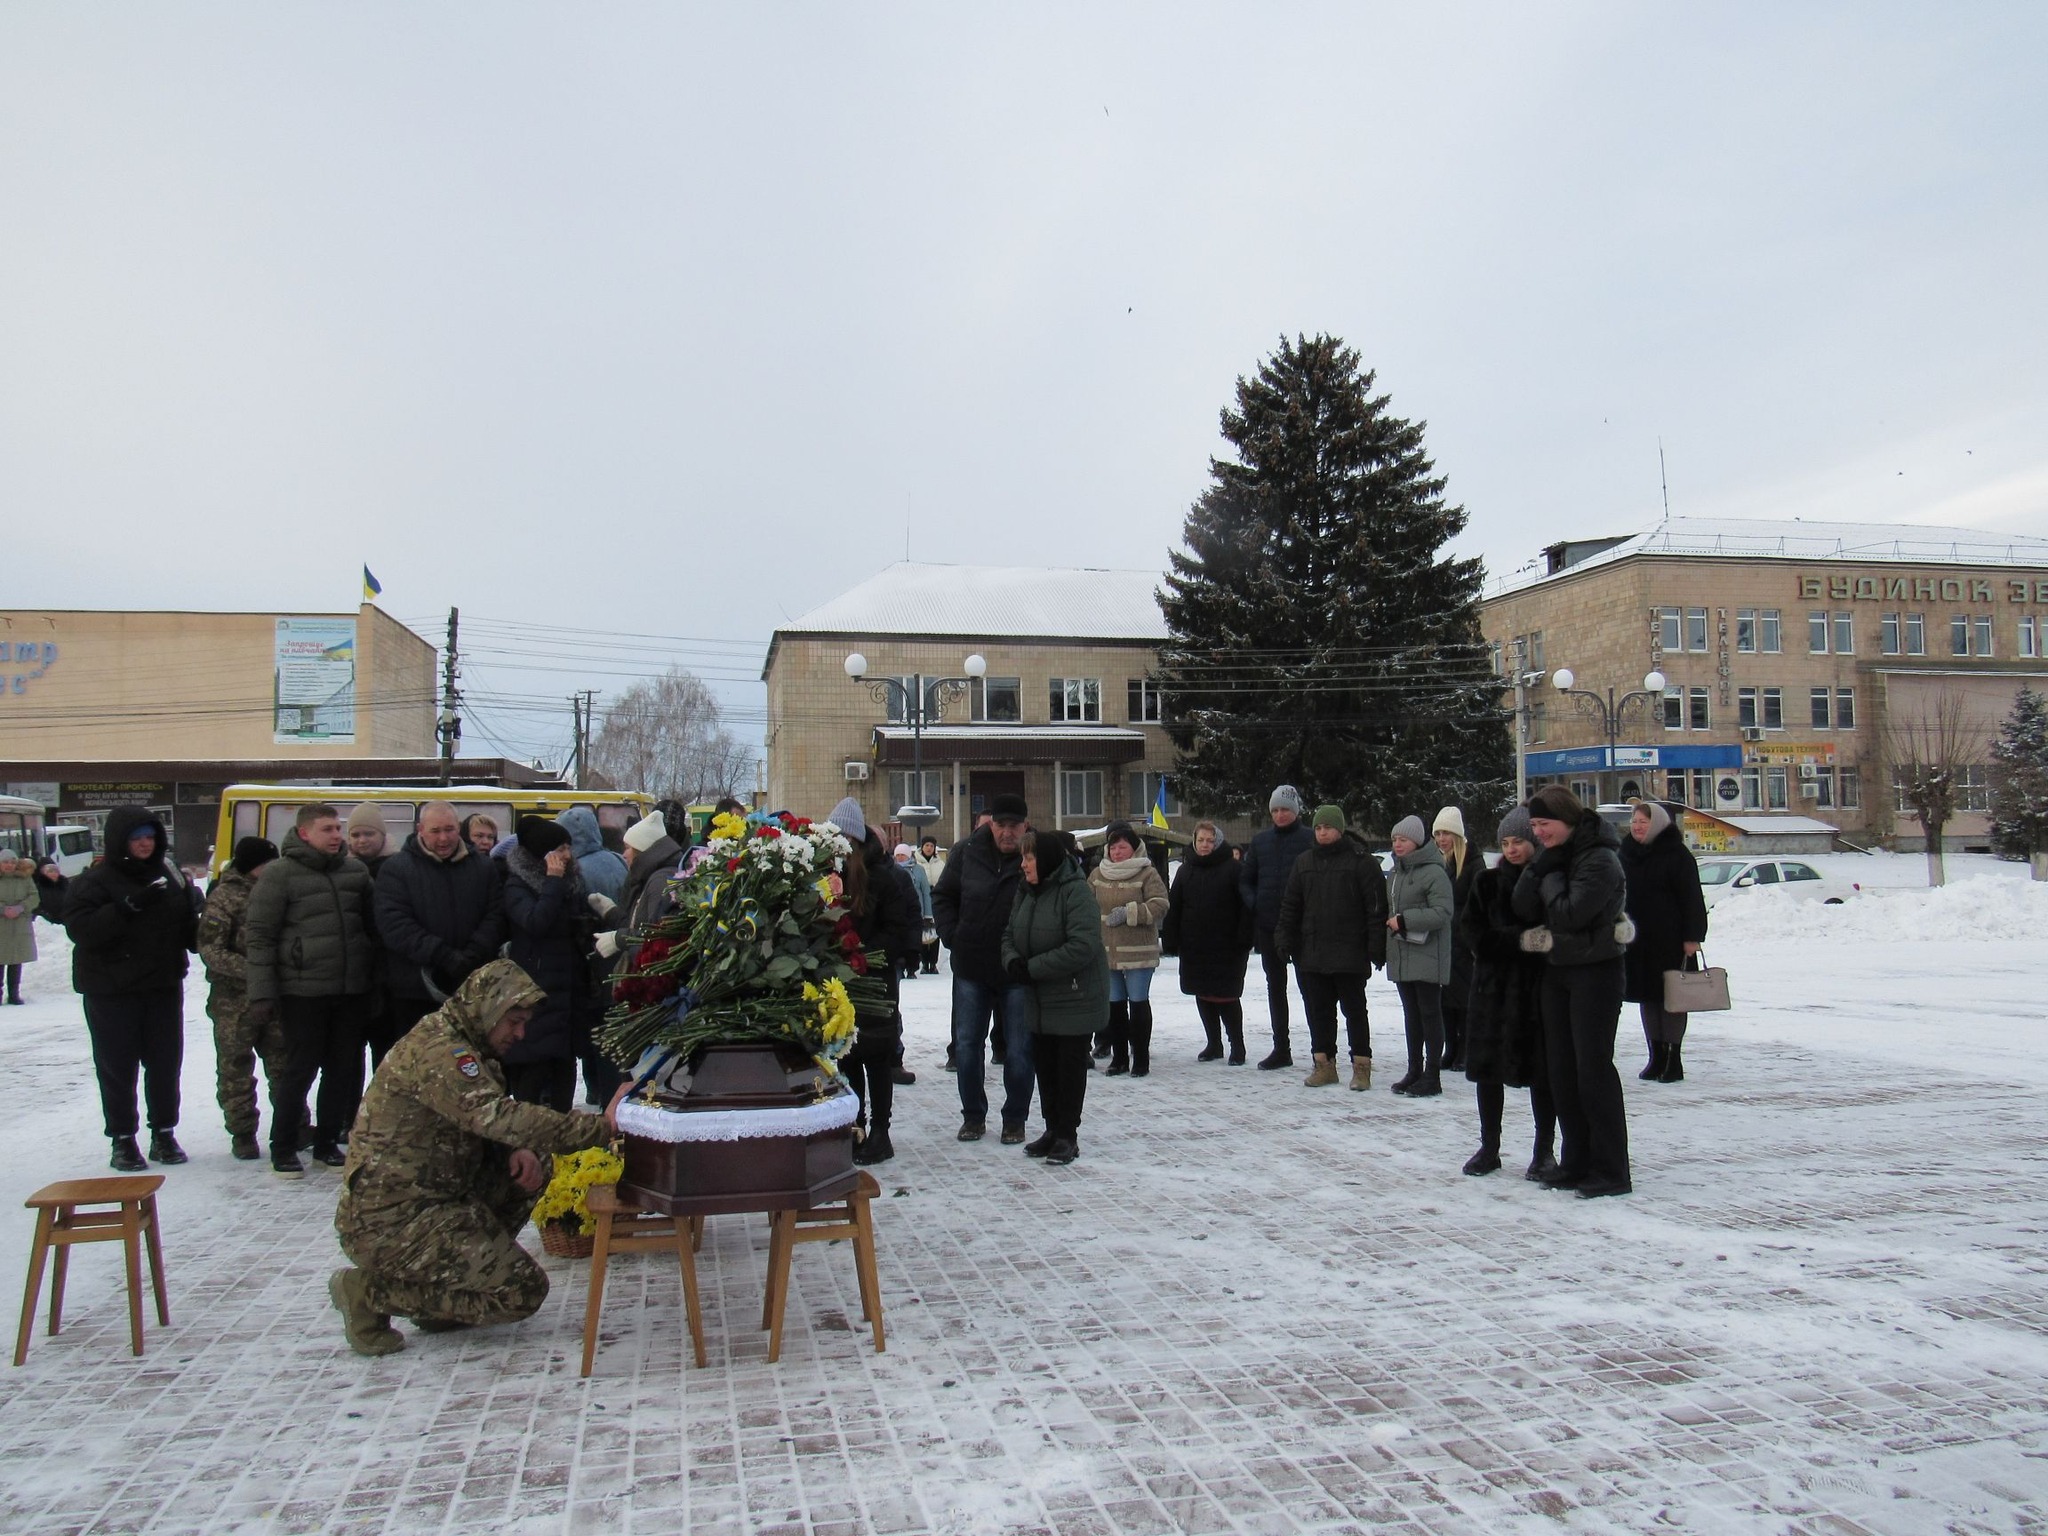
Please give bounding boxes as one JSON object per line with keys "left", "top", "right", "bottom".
{"left": 362, "top": 566, "right": 383, "bottom": 601}
{"left": 1150, "top": 775, "right": 1171, "bottom": 830}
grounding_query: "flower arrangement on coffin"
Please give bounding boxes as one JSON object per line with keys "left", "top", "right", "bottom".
{"left": 531, "top": 1145, "right": 626, "bottom": 1258}
{"left": 597, "top": 810, "right": 890, "bottom": 1087}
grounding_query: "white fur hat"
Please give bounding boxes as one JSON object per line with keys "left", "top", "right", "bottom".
{"left": 623, "top": 811, "right": 668, "bottom": 853}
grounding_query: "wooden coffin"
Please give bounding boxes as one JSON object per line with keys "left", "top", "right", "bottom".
{"left": 618, "top": 1042, "right": 857, "bottom": 1216}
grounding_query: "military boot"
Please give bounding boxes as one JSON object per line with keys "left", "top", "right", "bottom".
{"left": 1303, "top": 1054, "right": 1338, "bottom": 1087}
{"left": 1348, "top": 1055, "right": 1372, "bottom": 1091}
{"left": 329, "top": 1269, "right": 405, "bottom": 1357}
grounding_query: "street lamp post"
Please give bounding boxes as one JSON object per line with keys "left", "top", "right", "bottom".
{"left": 843, "top": 652, "right": 987, "bottom": 826}
{"left": 1550, "top": 666, "right": 1667, "bottom": 801}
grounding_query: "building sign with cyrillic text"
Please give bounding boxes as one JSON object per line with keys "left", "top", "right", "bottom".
{"left": 1797, "top": 572, "right": 2048, "bottom": 604}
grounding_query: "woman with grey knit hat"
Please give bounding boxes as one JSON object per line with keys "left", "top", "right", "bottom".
{"left": 1456, "top": 806, "right": 1557, "bottom": 1178}
{"left": 1384, "top": 815, "right": 1455, "bottom": 1096}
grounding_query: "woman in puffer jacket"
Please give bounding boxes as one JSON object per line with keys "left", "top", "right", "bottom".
{"left": 1513, "top": 785, "right": 1631, "bottom": 1199}
{"left": 1384, "top": 815, "right": 1455, "bottom": 1098}
{"left": 1458, "top": 806, "right": 1557, "bottom": 1179}
{"left": 1004, "top": 830, "right": 1110, "bottom": 1165}
{"left": 1086, "top": 823, "right": 1169, "bottom": 1077}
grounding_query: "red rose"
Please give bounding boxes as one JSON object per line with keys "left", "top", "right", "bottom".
{"left": 726, "top": 857, "right": 742, "bottom": 872}
{"left": 847, "top": 950, "right": 868, "bottom": 975}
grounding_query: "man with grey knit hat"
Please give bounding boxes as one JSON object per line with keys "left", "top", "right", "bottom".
{"left": 1238, "top": 785, "right": 1313, "bottom": 1068}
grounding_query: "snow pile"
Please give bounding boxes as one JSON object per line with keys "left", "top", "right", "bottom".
{"left": 1707, "top": 873, "right": 2048, "bottom": 945}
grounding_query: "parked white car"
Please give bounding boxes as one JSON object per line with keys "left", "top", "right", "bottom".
{"left": 1696, "top": 857, "right": 1853, "bottom": 908}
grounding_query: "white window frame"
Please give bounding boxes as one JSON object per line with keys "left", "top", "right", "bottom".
{"left": 1058, "top": 769, "right": 1104, "bottom": 819}
{"left": 1049, "top": 677, "right": 1102, "bottom": 724}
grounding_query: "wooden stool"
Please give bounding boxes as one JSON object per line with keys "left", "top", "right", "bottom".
{"left": 760, "top": 1171, "right": 883, "bottom": 1363}
{"left": 580, "top": 1184, "right": 706, "bottom": 1376}
{"left": 15, "top": 1176, "right": 168, "bottom": 1366}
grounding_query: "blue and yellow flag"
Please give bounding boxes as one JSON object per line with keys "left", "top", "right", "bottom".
{"left": 1150, "top": 776, "right": 1171, "bottom": 830}
{"left": 362, "top": 565, "right": 383, "bottom": 601}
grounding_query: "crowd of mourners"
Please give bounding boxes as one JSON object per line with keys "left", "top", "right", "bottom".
{"left": 12, "top": 775, "right": 1714, "bottom": 1354}
{"left": 33, "top": 776, "right": 1708, "bottom": 1201}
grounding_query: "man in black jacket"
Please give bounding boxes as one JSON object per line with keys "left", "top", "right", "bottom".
{"left": 64, "top": 805, "right": 199, "bottom": 1171}
{"left": 373, "top": 802, "right": 505, "bottom": 1068}
{"left": 1237, "top": 785, "right": 1313, "bottom": 1070}
{"left": 931, "top": 793, "right": 1033, "bottom": 1143}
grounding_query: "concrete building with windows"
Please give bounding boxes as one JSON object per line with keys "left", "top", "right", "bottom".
{"left": 761, "top": 564, "right": 1182, "bottom": 843}
{"left": 0, "top": 603, "right": 555, "bottom": 859}
{"left": 1479, "top": 518, "right": 2048, "bottom": 850}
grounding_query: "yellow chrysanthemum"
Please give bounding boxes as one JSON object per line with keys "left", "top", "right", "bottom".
{"left": 709, "top": 811, "right": 749, "bottom": 843}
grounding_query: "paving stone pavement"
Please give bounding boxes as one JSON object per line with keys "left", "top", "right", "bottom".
{"left": 2, "top": 955, "right": 2046, "bottom": 1534}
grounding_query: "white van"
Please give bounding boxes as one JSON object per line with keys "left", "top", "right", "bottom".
{"left": 41, "top": 826, "right": 95, "bottom": 877}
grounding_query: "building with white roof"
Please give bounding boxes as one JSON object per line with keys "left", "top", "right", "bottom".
{"left": 1481, "top": 516, "right": 2048, "bottom": 850}
{"left": 762, "top": 564, "right": 1179, "bottom": 842}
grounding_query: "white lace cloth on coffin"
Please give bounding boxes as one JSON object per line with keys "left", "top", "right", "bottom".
{"left": 615, "top": 1087, "right": 860, "bottom": 1143}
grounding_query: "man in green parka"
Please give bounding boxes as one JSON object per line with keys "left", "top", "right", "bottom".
{"left": 330, "top": 959, "right": 623, "bottom": 1356}
{"left": 1002, "top": 830, "right": 1109, "bottom": 1165}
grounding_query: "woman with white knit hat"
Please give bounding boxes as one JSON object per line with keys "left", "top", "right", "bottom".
{"left": 1431, "top": 807, "right": 1480, "bottom": 1073}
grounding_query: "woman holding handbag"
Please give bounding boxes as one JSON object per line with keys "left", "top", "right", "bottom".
{"left": 1618, "top": 799, "right": 1709, "bottom": 1084}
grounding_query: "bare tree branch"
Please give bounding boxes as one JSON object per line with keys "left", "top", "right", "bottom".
{"left": 588, "top": 668, "right": 757, "bottom": 802}
{"left": 1880, "top": 686, "right": 1983, "bottom": 887}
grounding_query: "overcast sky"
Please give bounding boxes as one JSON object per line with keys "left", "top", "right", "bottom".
{"left": 4, "top": 4, "right": 2043, "bottom": 765}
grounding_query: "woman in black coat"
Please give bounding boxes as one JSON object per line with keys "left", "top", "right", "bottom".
{"left": 1458, "top": 807, "right": 1556, "bottom": 1179}
{"left": 500, "top": 816, "right": 592, "bottom": 1111}
{"left": 1513, "top": 785, "right": 1631, "bottom": 1199}
{"left": 64, "top": 804, "right": 199, "bottom": 1171}
{"left": 1161, "top": 822, "right": 1254, "bottom": 1064}
{"left": 1619, "top": 799, "right": 1709, "bottom": 1084}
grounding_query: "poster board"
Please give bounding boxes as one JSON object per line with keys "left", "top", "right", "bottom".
{"left": 273, "top": 618, "right": 357, "bottom": 744}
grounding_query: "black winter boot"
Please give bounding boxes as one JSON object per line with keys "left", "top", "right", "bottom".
{"left": 109, "top": 1136, "right": 146, "bottom": 1173}
{"left": 1657, "top": 1042, "right": 1685, "bottom": 1083}
{"left": 148, "top": 1130, "right": 188, "bottom": 1165}
{"left": 1196, "top": 1001, "right": 1225, "bottom": 1062}
{"left": 1105, "top": 1002, "right": 1131, "bottom": 1076}
{"left": 1638, "top": 1042, "right": 1667, "bottom": 1080}
{"left": 1223, "top": 1004, "right": 1246, "bottom": 1065}
{"left": 1129, "top": 1002, "right": 1153, "bottom": 1077}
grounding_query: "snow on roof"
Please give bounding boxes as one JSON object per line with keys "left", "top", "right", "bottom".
{"left": 778, "top": 563, "right": 1168, "bottom": 642}
{"left": 1493, "top": 516, "right": 2048, "bottom": 595}
{"left": 874, "top": 724, "right": 1146, "bottom": 742}
{"left": 1707, "top": 815, "right": 1841, "bottom": 836}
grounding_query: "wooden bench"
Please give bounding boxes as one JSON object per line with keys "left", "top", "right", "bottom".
{"left": 579, "top": 1183, "right": 706, "bottom": 1376}
{"left": 760, "top": 1169, "right": 883, "bottom": 1363}
{"left": 14, "top": 1176, "right": 168, "bottom": 1365}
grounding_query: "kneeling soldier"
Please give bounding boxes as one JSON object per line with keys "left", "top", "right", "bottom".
{"left": 331, "top": 959, "right": 623, "bottom": 1355}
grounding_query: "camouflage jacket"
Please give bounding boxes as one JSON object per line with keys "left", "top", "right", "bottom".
{"left": 197, "top": 866, "right": 256, "bottom": 987}
{"left": 336, "top": 960, "right": 612, "bottom": 1236}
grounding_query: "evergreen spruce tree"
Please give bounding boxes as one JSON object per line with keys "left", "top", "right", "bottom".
{"left": 1988, "top": 685, "right": 2048, "bottom": 873}
{"left": 1157, "top": 334, "right": 1512, "bottom": 832}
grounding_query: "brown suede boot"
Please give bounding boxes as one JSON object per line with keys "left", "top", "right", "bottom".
{"left": 1349, "top": 1055, "right": 1372, "bottom": 1091}
{"left": 1303, "top": 1054, "right": 1338, "bottom": 1087}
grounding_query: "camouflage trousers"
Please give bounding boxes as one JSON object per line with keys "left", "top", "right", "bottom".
{"left": 208, "top": 982, "right": 288, "bottom": 1139}
{"left": 342, "top": 1197, "right": 549, "bottom": 1327}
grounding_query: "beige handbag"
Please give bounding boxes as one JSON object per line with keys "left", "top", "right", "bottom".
{"left": 1663, "top": 951, "right": 1730, "bottom": 1013}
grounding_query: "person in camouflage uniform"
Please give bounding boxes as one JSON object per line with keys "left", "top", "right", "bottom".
{"left": 200, "top": 838, "right": 283, "bottom": 1160}
{"left": 330, "top": 958, "right": 623, "bottom": 1356}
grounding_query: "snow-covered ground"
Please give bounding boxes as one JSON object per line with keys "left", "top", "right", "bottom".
{"left": 2, "top": 876, "right": 2047, "bottom": 1535}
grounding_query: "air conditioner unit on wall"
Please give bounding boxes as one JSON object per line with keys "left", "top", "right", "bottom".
{"left": 843, "top": 761, "right": 870, "bottom": 782}
{"left": 1799, "top": 763, "right": 1818, "bottom": 779}
{"left": 1740, "top": 727, "right": 1764, "bottom": 742}
{"left": 1801, "top": 783, "right": 1821, "bottom": 799}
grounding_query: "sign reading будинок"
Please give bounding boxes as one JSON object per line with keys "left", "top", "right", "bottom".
{"left": 1797, "top": 572, "right": 2048, "bottom": 603}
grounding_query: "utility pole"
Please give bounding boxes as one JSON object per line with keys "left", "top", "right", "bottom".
{"left": 437, "top": 607, "right": 461, "bottom": 786}
{"left": 569, "top": 689, "right": 597, "bottom": 789}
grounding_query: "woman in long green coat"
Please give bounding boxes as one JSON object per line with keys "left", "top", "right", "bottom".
{"left": 1002, "top": 830, "right": 1109, "bottom": 1165}
{"left": 0, "top": 850, "right": 39, "bottom": 1004}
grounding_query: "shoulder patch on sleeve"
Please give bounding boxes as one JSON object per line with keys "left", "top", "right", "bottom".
{"left": 451, "top": 1048, "right": 481, "bottom": 1079}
